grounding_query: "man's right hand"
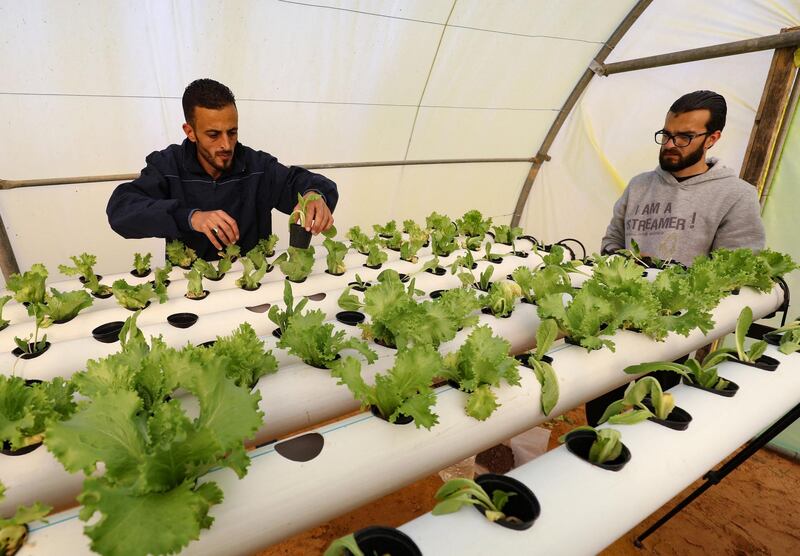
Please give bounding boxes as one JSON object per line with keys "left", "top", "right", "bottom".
{"left": 191, "top": 210, "right": 240, "bottom": 250}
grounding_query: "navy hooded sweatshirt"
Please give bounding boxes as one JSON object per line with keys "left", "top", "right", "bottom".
{"left": 106, "top": 139, "right": 338, "bottom": 260}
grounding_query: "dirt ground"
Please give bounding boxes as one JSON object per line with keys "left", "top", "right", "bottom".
{"left": 258, "top": 407, "right": 800, "bottom": 556}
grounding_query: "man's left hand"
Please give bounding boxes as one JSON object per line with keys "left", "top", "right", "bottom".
{"left": 294, "top": 192, "right": 334, "bottom": 234}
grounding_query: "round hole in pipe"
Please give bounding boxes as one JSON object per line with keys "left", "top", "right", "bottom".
{"left": 305, "top": 292, "right": 326, "bottom": 302}
{"left": 167, "top": 312, "right": 198, "bottom": 329}
{"left": 246, "top": 303, "right": 271, "bottom": 313}
{"left": 274, "top": 432, "right": 324, "bottom": 462}
{"left": 92, "top": 321, "right": 125, "bottom": 343}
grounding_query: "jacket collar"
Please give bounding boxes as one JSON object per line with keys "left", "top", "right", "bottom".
{"left": 181, "top": 139, "right": 246, "bottom": 179}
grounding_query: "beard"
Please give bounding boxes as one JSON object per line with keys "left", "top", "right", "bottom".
{"left": 198, "top": 145, "right": 233, "bottom": 173}
{"left": 659, "top": 142, "right": 705, "bottom": 172}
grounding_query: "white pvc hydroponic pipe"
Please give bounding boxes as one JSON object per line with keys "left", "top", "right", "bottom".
{"left": 398, "top": 344, "right": 800, "bottom": 555}
{"left": 15, "top": 286, "right": 782, "bottom": 555}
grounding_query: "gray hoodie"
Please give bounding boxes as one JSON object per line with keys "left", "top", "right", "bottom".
{"left": 601, "top": 158, "right": 765, "bottom": 265}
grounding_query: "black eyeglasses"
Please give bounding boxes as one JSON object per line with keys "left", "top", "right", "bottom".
{"left": 654, "top": 130, "right": 710, "bottom": 147}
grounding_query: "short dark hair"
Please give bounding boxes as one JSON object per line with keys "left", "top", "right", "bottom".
{"left": 182, "top": 79, "right": 236, "bottom": 125}
{"left": 669, "top": 90, "right": 727, "bottom": 133}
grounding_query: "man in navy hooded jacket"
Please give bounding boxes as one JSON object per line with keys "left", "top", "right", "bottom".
{"left": 106, "top": 78, "right": 338, "bottom": 260}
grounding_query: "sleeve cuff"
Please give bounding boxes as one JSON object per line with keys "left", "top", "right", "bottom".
{"left": 175, "top": 208, "right": 197, "bottom": 232}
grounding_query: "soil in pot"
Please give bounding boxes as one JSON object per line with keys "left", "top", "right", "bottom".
{"left": 476, "top": 445, "right": 514, "bottom": 474}
{"left": 289, "top": 222, "right": 312, "bottom": 249}
{"left": 641, "top": 399, "right": 692, "bottom": 431}
{"left": 12, "top": 342, "right": 51, "bottom": 360}
{"left": 564, "top": 430, "right": 631, "bottom": 471}
{"left": 130, "top": 268, "right": 152, "bottom": 278}
{"left": 167, "top": 312, "right": 199, "bottom": 329}
{"left": 424, "top": 266, "right": 447, "bottom": 276}
{"left": 336, "top": 311, "right": 365, "bottom": 326}
{"left": 682, "top": 377, "right": 739, "bottom": 397}
{"left": 370, "top": 404, "right": 413, "bottom": 425}
{"left": 732, "top": 354, "right": 780, "bottom": 372}
{"left": 353, "top": 526, "right": 421, "bottom": 556}
{"left": 474, "top": 473, "right": 541, "bottom": 531}
{"left": 185, "top": 290, "right": 210, "bottom": 300}
{"left": 93, "top": 321, "right": 124, "bottom": 343}
{"left": 1, "top": 440, "right": 43, "bottom": 457}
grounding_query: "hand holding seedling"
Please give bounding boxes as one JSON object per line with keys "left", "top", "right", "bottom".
{"left": 191, "top": 209, "right": 240, "bottom": 250}
{"left": 292, "top": 191, "right": 333, "bottom": 234}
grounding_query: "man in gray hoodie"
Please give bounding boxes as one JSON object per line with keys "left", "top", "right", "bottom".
{"left": 601, "top": 90, "right": 765, "bottom": 265}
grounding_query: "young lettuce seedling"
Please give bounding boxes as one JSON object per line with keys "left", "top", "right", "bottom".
{"left": 279, "top": 309, "right": 378, "bottom": 369}
{"left": 382, "top": 230, "right": 403, "bottom": 250}
{"left": 402, "top": 219, "right": 429, "bottom": 245}
{"left": 491, "top": 224, "right": 522, "bottom": 246}
{"left": 0, "top": 376, "right": 76, "bottom": 451}
{"left": 364, "top": 241, "right": 388, "bottom": 268}
{"left": 7, "top": 263, "right": 48, "bottom": 305}
{"left": 425, "top": 211, "right": 453, "bottom": 232}
{"left": 13, "top": 303, "right": 49, "bottom": 358}
{"left": 598, "top": 376, "right": 676, "bottom": 425}
{"left": 435, "top": 287, "right": 482, "bottom": 331}
{"left": 112, "top": 279, "right": 157, "bottom": 310}
{"left": 184, "top": 264, "right": 207, "bottom": 299}
{"left": 323, "top": 534, "right": 363, "bottom": 556}
{"left": 373, "top": 220, "right": 398, "bottom": 238}
{"left": 399, "top": 238, "right": 424, "bottom": 263}
{"left": 624, "top": 350, "right": 734, "bottom": 391}
{"left": 346, "top": 226, "right": 372, "bottom": 255}
{"left": 58, "top": 254, "right": 96, "bottom": 284}
{"left": 323, "top": 236, "right": 349, "bottom": 275}
{"left": 482, "top": 280, "right": 522, "bottom": 317}
{"left": 431, "top": 228, "right": 458, "bottom": 257}
{"left": 236, "top": 256, "right": 269, "bottom": 290}
{"left": 0, "top": 295, "right": 11, "bottom": 330}
{"left": 765, "top": 320, "right": 800, "bottom": 355}
{"left": 0, "top": 479, "right": 52, "bottom": 555}
{"left": 733, "top": 306, "right": 768, "bottom": 363}
{"left": 455, "top": 209, "right": 492, "bottom": 239}
{"left": 274, "top": 246, "right": 315, "bottom": 282}
{"left": 192, "top": 259, "right": 225, "bottom": 281}
{"left": 132, "top": 253, "right": 152, "bottom": 277}
{"left": 330, "top": 346, "right": 442, "bottom": 429}
{"left": 205, "top": 323, "right": 278, "bottom": 389}
{"left": 152, "top": 262, "right": 172, "bottom": 303}
{"left": 476, "top": 265, "right": 494, "bottom": 291}
{"left": 40, "top": 288, "right": 93, "bottom": 324}
{"left": 526, "top": 318, "right": 559, "bottom": 416}
{"left": 432, "top": 477, "right": 516, "bottom": 524}
{"left": 483, "top": 241, "right": 503, "bottom": 263}
{"left": 559, "top": 426, "right": 624, "bottom": 465}
{"left": 166, "top": 239, "right": 198, "bottom": 269}
{"left": 290, "top": 192, "right": 322, "bottom": 228}
{"left": 268, "top": 280, "right": 310, "bottom": 335}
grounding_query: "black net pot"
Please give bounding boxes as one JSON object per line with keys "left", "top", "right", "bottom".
{"left": 92, "top": 321, "right": 124, "bottom": 343}
{"left": 1, "top": 440, "right": 43, "bottom": 457}
{"left": 474, "top": 473, "right": 541, "bottom": 531}
{"left": 336, "top": 311, "right": 365, "bottom": 326}
{"left": 681, "top": 377, "right": 739, "bottom": 397}
{"left": 12, "top": 342, "right": 51, "bottom": 360}
{"left": 564, "top": 430, "right": 631, "bottom": 472}
{"left": 353, "top": 526, "right": 421, "bottom": 556}
{"left": 370, "top": 405, "right": 413, "bottom": 425}
{"left": 167, "top": 312, "right": 199, "bottom": 329}
{"left": 424, "top": 266, "right": 447, "bottom": 276}
{"left": 641, "top": 399, "right": 692, "bottom": 431}
{"left": 732, "top": 354, "right": 780, "bottom": 372}
{"left": 130, "top": 268, "right": 152, "bottom": 278}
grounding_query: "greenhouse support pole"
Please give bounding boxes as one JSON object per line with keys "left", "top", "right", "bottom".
{"left": 510, "top": 0, "right": 653, "bottom": 227}
{"left": 634, "top": 400, "right": 800, "bottom": 548}
{"left": 760, "top": 69, "right": 800, "bottom": 208}
{"left": 0, "top": 212, "right": 18, "bottom": 281}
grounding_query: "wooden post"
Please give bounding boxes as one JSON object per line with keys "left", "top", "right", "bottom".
{"left": 740, "top": 27, "right": 800, "bottom": 192}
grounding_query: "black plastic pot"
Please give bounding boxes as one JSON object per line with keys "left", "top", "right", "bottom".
{"left": 682, "top": 377, "right": 739, "bottom": 397}
{"left": 485, "top": 256, "right": 503, "bottom": 264}
{"left": 1, "top": 440, "right": 43, "bottom": 457}
{"left": 764, "top": 332, "right": 782, "bottom": 346}
{"left": 564, "top": 430, "right": 631, "bottom": 471}
{"left": 641, "top": 399, "right": 692, "bottom": 431}
{"left": 732, "top": 354, "right": 780, "bottom": 372}
{"left": 363, "top": 263, "right": 383, "bottom": 270}
{"left": 386, "top": 246, "right": 401, "bottom": 253}
{"left": 130, "top": 268, "right": 152, "bottom": 278}
{"left": 167, "top": 312, "right": 198, "bottom": 329}
{"left": 520, "top": 297, "right": 536, "bottom": 305}
{"left": 198, "top": 340, "right": 216, "bottom": 349}
{"left": 424, "top": 266, "right": 447, "bottom": 277}
{"left": 240, "top": 283, "right": 263, "bottom": 291}
{"left": 370, "top": 404, "right": 413, "bottom": 425}
{"left": 398, "top": 273, "right": 411, "bottom": 283}
{"left": 272, "top": 328, "right": 283, "bottom": 339}
{"left": 336, "top": 311, "right": 365, "bottom": 326}
{"left": 124, "top": 301, "right": 152, "bottom": 311}
{"left": 429, "top": 289, "right": 446, "bottom": 299}
{"left": 287, "top": 276, "right": 307, "bottom": 284}
{"left": 353, "top": 526, "right": 421, "bottom": 556}
{"left": 512, "top": 251, "right": 529, "bottom": 258}
{"left": 289, "top": 222, "right": 312, "bottom": 249}
{"left": 374, "top": 337, "right": 397, "bottom": 350}
{"left": 52, "top": 314, "right": 77, "bottom": 325}
{"left": 325, "top": 270, "right": 345, "bottom": 277}
{"left": 12, "top": 342, "right": 51, "bottom": 360}
{"left": 92, "top": 290, "right": 113, "bottom": 300}
{"left": 79, "top": 274, "right": 101, "bottom": 284}
{"left": 205, "top": 274, "right": 225, "bottom": 282}
{"left": 92, "top": 321, "right": 124, "bottom": 343}
{"left": 472, "top": 283, "right": 491, "bottom": 293}
{"left": 150, "top": 279, "right": 171, "bottom": 289}
{"left": 348, "top": 281, "right": 371, "bottom": 292}
{"left": 308, "top": 354, "right": 340, "bottom": 370}
{"left": 481, "top": 307, "right": 511, "bottom": 319}
{"left": 185, "top": 290, "right": 210, "bottom": 300}
{"left": 474, "top": 473, "right": 541, "bottom": 531}
{"left": 513, "top": 354, "right": 553, "bottom": 368}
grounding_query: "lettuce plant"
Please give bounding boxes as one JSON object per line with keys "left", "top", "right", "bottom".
{"left": 290, "top": 192, "right": 321, "bottom": 228}
{"left": 205, "top": 323, "right": 278, "bottom": 389}
{"left": 624, "top": 351, "right": 734, "bottom": 391}
{"left": 449, "top": 250, "right": 476, "bottom": 274}
{"left": 491, "top": 224, "right": 522, "bottom": 246}
{"left": 46, "top": 320, "right": 264, "bottom": 556}
{"left": 184, "top": 265, "right": 206, "bottom": 299}
{"left": 152, "top": 262, "right": 172, "bottom": 303}
{"left": 456, "top": 209, "right": 492, "bottom": 238}
{"left": 245, "top": 236, "right": 278, "bottom": 269}
{"left": 473, "top": 265, "right": 494, "bottom": 291}
{"left": 373, "top": 220, "right": 398, "bottom": 238}
{"left": 324, "top": 534, "right": 363, "bottom": 556}
{"left": 382, "top": 230, "right": 403, "bottom": 250}
{"left": 432, "top": 477, "right": 515, "bottom": 523}
{"left": 526, "top": 318, "right": 559, "bottom": 415}
{"left": 617, "top": 238, "right": 673, "bottom": 269}
{"left": 279, "top": 309, "right": 377, "bottom": 369}
{"left": 346, "top": 226, "right": 371, "bottom": 255}
{"left": 274, "top": 246, "right": 315, "bottom": 282}
{"left": 0, "top": 295, "right": 11, "bottom": 330}
{"left": 112, "top": 279, "right": 157, "bottom": 310}
{"left": 426, "top": 212, "right": 453, "bottom": 232}
{"left": 482, "top": 280, "right": 522, "bottom": 317}
{"left": 483, "top": 241, "right": 503, "bottom": 263}
{"left": 431, "top": 227, "right": 458, "bottom": 257}
{"left": 510, "top": 267, "right": 535, "bottom": 303}
{"left": 441, "top": 325, "right": 521, "bottom": 420}
{"left": 559, "top": 426, "right": 624, "bottom": 465}
{"left": 339, "top": 272, "right": 457, "bottom": 349}
{"left": 166, "top": 239, "right": 198, "bottom": 268}
{"left": 0, "top": 480, "right": 52, "bottom": 556}
{"left": 399, "top": 238, "right": 424, "bottom": 263}
{"left": 756, "top": 248, "right": 798, "bottom": 279}
{"left": 268, "top": 281, "right": 309, "bottom": 335}
{"left": 765, "top": 320, "right": 800, "bottom": 355}
{"left": 435, "top": 287, "right": 482, "bottom": 331}
{"left": 364, "top": 242, "right": 387, "bottom": 268}
{"left": 0, "top": 375, "right": 76, "bottom": 451}
{"left": 323, "top": 236, "right": 348, "bottom": 275}
{"left": 651, "top": 265, "right": 716, "bottom": 336}
{"left": 598, "top": 376, "right": 676, "bottom": 425}
{"left": 7, "top": 263, "right": 48, "bottom": 305}
{"left": 402, "top": 219, "right": 429, "bottom": 245}
{"left": 236, "top": 256, "right": 269, "bottom": 290}
{"left": 13, "top": 303, "right": 48, "bottom": 358}
{"left": 58, "top": 254, "right": 96, "bottom": 283}
{"left": 40, "top": 288, "right": 93, "bottom": 324}
{"left": 537, "top": 282, "right": 616, "bottom": 352}
{"left": 733, "top": 305, "right": 768, "bottom": 363}
{"left": 192, "top": 258, "right": 225, "bottom": 281}
{"left": 132, "top": 253, "right": 152, "bottom": 276}
{"left": 330, "top": 346, "right": 443, "bottom": 429}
